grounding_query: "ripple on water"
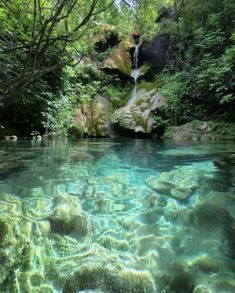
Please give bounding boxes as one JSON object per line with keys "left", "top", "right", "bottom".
{"left": 0, "top": 139, "right": 235, "bottom": 292}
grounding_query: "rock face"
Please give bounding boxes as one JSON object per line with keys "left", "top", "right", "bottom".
{"left": 94, "top": 24, "right": 120, "bottom": 52}
{"left": 100, "top": 33, "right": 138, "bottom": 77}
{"left": 164, "top": 120, "right": 235, "bottom": 141}
{"left": 73, "top": 95, "right": 113, "bottom": 137}
{"left": 112, "top": 88, "right": 166, "bottom": 135}
{"left": 141, "top": 34, "right": 170, "bottom": 69}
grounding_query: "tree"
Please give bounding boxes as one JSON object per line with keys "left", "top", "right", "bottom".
{"left": 0, "top": 0, "right": 114, "bottom": 105}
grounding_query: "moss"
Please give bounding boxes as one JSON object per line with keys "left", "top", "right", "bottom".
{"left": 62, "top": 253, "right": 156, "bottom": 293}
{"left": 137, "top": 79, "right": 164, "bottom": 92}
{"left": 164, "top": 120, "right": 235, "bottom": 141}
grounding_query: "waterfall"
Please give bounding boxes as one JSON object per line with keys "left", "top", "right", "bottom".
{"left": 115, "top": 0, "right": 139, "bottom": 11}
{"left": 129, "top": 44, "right": 140, "bottom": 105}
{"left": 115, "top": 0, "right": 122, "bottom": 11}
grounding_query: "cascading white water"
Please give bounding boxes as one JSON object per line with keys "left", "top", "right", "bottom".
{"left": 129, "top": 44, "right": 140, "bottom": 105}
{"left": 115, "top": 0, "right": 122, "bottom": 12}
{"left": 115, "top": 0, "right": 139, "bottom": 11}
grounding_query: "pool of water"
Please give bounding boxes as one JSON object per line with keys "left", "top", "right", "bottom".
{"left": 0, "top": 138, "right": 235, "bottom": 292}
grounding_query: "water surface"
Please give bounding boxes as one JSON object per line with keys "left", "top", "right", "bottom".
{"left": 0, "top": 138, "right": 235, "bottom": 292}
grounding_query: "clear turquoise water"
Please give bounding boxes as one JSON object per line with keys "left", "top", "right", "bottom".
{"left": 0, "top": 138, "right": 235, "bottom": 292}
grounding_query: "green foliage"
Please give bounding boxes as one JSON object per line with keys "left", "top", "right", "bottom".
{"left": 135, "top": 0, "right": 174, "bottom": 36}
{"left": 0, "top": 0, "right": 116, "bottom": 135}
{"left": 158, "top": 0, "right": 235, "bottom": 124}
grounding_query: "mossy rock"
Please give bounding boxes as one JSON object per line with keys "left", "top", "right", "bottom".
{"left": 137, "top": 80, "right": 164, "bottom": 92}
{"left": 164, "top": 120, "right": 235, "bottom": 141}
{"left": 100, "top": 33, "right": 137, "bottom": 77}
{"left": 63, "top": 255, "right": 156, "bottom": 293}
{"left": 48, "top": 194, "right": 93, "bottom": 240}
{"left": 72, "top": 95, "right": 113, "bottom": 137}
{"left": 0, "top": 219, "right": 8, "bottom": 245}
{"left": 112, "top": 86, "right": 166, "bottom": 135}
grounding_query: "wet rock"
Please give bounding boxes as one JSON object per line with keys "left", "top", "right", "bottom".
{"left": 48, "top": 195, "right": 93, "bottom": 239}
{"left": 112, "top": 89, "right": 166, "bottom": 134}
{"left": 100, "top": 32, "right": 138, "bottom": 77}
{"left": 73, "top": 95, "right": 113, "bottom": 137}
{"left": 0, "top": 135, "right": 17, "bottom": 140}
{"left": 62, "top": 253, "right": 156, "bottom": 293}
{"left": 141, "top": 34, "right": 170, "bottom": 69}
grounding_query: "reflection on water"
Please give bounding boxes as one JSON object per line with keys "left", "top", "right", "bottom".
{"left": 0, "top": 138, "right": 235, "bottom": 292}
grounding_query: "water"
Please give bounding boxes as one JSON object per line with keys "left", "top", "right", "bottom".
{"left": 115, "top": 0, "right": 122, "bottom": 12}
{"left": 0, "top": 138, "right": 235, "bottom": 292}
{"left": 130, "top": 44, "right": 140, "bottom": 105}
{"left": 115, "top": 0, "right": 139, "bottom": 11}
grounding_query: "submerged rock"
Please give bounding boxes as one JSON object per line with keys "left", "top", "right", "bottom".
{"left": 181, "top": 203, "right": 235, "bottom": 258}
{"left": 146, "top": 167, "right": 199, "bottom": 201}
{"left": 62, "top": 250, "right": 156, "bottom": 293}
{"left": 49, "top": 194, "right": 93, "bottom": 240}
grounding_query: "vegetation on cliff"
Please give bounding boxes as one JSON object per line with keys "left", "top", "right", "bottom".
{"left": 0, "top": 0, "right": 234, "bottom": 138}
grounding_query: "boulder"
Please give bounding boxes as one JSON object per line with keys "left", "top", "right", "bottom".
{"left": 112, "top": 88, "right": 166, "bottom": 135}
{"left": 141, "top": 34, "right": 170, "bottom": 69}
{"left": 62, "top": 250, "right": 156, "bottom": 293}
{"left": 100, "top": 32, "right": 138, "bottom": 77}
{"left": 145, "top": 166, "right": 200, "bottom": 201}
{"left": 48, "top": 194, "right": 93, "bottom": 240}
{"left": 73, "top": 95, "right": 113, "bottom": 137}
{"left": 164, "top": 120, "right": 235, "bottom": 141}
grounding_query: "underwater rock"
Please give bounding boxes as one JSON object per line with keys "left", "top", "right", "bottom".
{"left": 62, "top": 251, "right": 156, "bottom": 293}
{"left": 0, "top": 159, "right": 25, "bottom": 176}
{"left": 213, "top": 152, "right": 235, "bottom": 188}
{"left": 186, "top": 204, "right": 226, "bottom": 231}
{"left": 0, "top": 197, "right": 35, "bottom": 289}
{"left": 193, "top": 273, "right": 235, "bottom": 293}
{"left": 49, "top": 194, "right": 93, "bottom": 240}
{"left": 168, "top": 271, "right": 194, "bottom": 293}
{"left": 0, "top": 218, "right": 8, "bottom": 244}
{"left": 181, "top": 203, "right": 235, "bottom": 259}
{"left": 189, "top": 254, "right": 223, "bottom": 273}
{"left": 146, "top": 169, "right": 199, "bottom": 201}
